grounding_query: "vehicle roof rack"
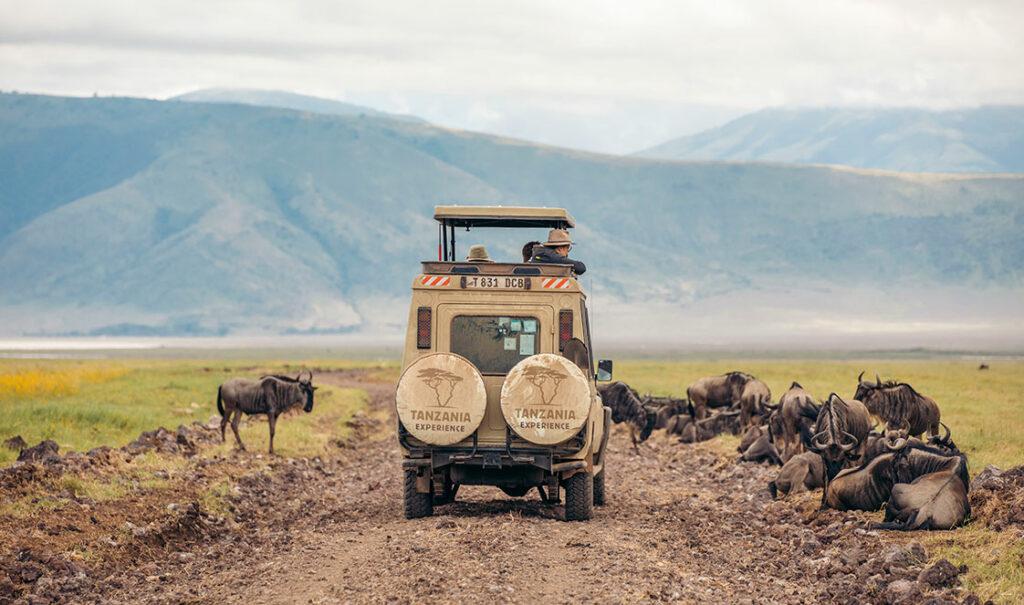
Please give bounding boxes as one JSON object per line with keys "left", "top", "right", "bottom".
{"left": 434, "top": 205, "right": 575, "bottom": 229}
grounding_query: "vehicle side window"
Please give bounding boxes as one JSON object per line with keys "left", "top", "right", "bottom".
{"left": 451, "top": 315, "right": 539, "bottom": 374}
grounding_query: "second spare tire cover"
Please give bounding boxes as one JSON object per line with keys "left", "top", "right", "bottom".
{"left": 396, "top": 353, "right": 487, "bottom": 446}
{"left": 501, "top": 353, "right": 591, "bottom": 445}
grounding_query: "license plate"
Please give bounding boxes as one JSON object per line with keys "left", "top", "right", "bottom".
{"left": 462, "top": 276, "right": 528, "bottom": 289}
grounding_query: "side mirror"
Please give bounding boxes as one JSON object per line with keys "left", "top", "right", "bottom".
{"left": 596, "top": 359, "right": 614, "bottom": 382}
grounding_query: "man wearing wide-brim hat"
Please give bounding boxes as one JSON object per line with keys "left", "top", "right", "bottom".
{"left": 465, "top": 244, "right": 495, "bottom": 263}
{"left": 529, "top": 229, "right": 586, "bottom": 275}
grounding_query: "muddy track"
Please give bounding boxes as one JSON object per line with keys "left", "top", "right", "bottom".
{"left": 4, "top": 371, "right": 980, "bottom": 604}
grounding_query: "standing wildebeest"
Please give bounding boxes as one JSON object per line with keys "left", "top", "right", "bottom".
{"left": 217, "top": 371, "right": 317, "bottom": 454}
{"left": 687, "top": 371, "right": 753, "bottom": 420}
{"left": 598, "top": 382, "right": 656, "bottom": 449}
{"left": 738, "top": 378, "right": 771, "bottom": 431}
{"left": 768, "top": 452, "right": 825, "bottom": 499}
{"left": 853, "top": 372, "right": 941, "bottom": 438}
{"left": 774, "top": 382, "right": 820, "bottom": 462}
{"left": 806, "top": 393, "right": 872, "bottom": 509}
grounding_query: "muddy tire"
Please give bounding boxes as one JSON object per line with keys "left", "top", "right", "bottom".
{"left": 593, "top": 467, "right": 606, "bottom": 506}
{"left": 403, "top": 469, "right": 433, "bottom": 519}
{"left": 563, "top": 471, "right": 594, "bottom": 521}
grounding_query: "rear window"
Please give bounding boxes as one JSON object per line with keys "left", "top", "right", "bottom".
{"left": 451, "top": 315, "right": 539, "bottom": 374}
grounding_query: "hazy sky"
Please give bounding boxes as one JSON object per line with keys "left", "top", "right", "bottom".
{"left": 2, "top": 0, "right": 1022, "bottom": 153}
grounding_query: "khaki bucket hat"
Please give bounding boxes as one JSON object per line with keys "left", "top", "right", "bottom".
{"left": 466, "top": 244, "right": 494, "bottom": 262}
{"left": 543, "top": 229, "right": 573, "bottom": 247}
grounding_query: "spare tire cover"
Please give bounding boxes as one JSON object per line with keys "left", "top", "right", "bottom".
{"left": 501, "top": 353, "right": 591, "bottom": 445}
{"left": 396, "top": 353, "right": 487, "bottom": 446}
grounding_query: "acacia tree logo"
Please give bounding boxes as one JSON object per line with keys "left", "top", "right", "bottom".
{"left": 418, "top": 368, "right": 462, "bottom": 407}
{"left": 523, "top": 366, "right": 568, "bottom": 405}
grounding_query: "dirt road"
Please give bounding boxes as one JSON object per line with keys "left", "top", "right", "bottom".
{"left": 3, "top": 371, "right": 980, "bottom": 604}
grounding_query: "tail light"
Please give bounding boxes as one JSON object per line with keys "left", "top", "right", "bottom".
{"left": 417, "top": 307, "right": 432, "bottom": 349}
{"left": 559, "top": 309, "right": 573, "bottom": 350}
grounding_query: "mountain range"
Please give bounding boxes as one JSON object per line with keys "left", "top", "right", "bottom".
{"left": 636, "top": 107, "right": 1024, "bottom": 173}
{"left": 1, "top": 92, "right": 1022, "bottom": 347}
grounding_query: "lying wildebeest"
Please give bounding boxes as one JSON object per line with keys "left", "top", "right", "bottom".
{"left": 739, "top": 378, "right": 772, "bottom": 431}
{"left": 217, "top": 371, "right": 317, "bottom": 454}
{"left": 646, "top": 395, "right": 688, "bottom": 430}
{"left": 768, "top": 452, "right": 824, "bottom": 499}
{"left": 664, "top": 412, "right": 694, "bottom": 439}
{"left": 679, "top": 408, "right": 741, "bottom": 443}
{"left": 772, "top": 382, "right": 820, "bottom": 462}
{"left": 598, "top": 381, "right": 656, "bottom": 449}
{"left": 687, "top": 371, "right": 754, "bottom": 420}
{"left": 826, "top": 439, "right": 970, "bottom": 530}
{"left": 881, "top": 445, "right": 970, "bottom": 530}
{"left": 806, "top": 393, "right": 872, "bottom": 509}
{"left": 853, "top": 372, "right": 940, "bottom": 438}
{"left": 737, "top": 424, "right": 782, "bottom": 466}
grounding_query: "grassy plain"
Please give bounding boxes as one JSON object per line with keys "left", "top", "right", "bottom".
{"left": 0, "top": 358, "right": 391, "bottom": 465}
{"left": 1, "top": 355, "right": 1020, "bottom": 600}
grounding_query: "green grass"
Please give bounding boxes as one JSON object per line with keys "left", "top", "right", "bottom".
{"left": 0, "top": 359, "right": 388, "bottom": 464}
{"left": 616, "top": 358, "right": 1024, "bottom": 601}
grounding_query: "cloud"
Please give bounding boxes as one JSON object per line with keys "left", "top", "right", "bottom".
{"left": 1, "top": 0, "right": 1022, "bottom": 151}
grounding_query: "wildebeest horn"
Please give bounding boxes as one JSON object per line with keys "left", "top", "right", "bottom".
{"left": 762, "top": 402, "right": 780, "bottom": 411}
{"left": 839, "top": 431, "right": 859, "bottom": 452}
{"left": 885, "top": 437, "right": 908, "bottom": 451}
{"left": 939, "top": 421, "right": 951, "bottom": 443}
{"left": 811, "top": 431, "right": 831, "bottom": 447}
{"left": 875, "top": 373, "right": 881, "bottom": 386}
{"left": 858, "top": 371, "right": 865, "bottom": 383}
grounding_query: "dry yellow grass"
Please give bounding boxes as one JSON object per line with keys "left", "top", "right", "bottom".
{"left": 0, "top": 366, "right": 127, "bottom": 398}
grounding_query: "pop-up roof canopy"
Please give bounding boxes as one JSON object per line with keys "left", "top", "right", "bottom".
{"left": 434, "top": 205, "right": 575, "bottom": 229}
{"left": 433, "top": 205, "right": 575, "bottom": 262}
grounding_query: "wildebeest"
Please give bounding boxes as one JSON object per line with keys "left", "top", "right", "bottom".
{"left": 853, "top": 372, "right": 941, "bottom": 438}
{"left": 806, "top": 393, "right": 872, "bottom": 509}
{"left": 737, "top": 424, "right": 782, "bottom": 465}
{"left": 687, "top": 371, "right": 754, "bottom": 420}
{"left": 774, "top": 382, "right": 820, "bottom": 462}
{"left": 679, "top": 408, "right": 741, "bottom": 443}
{"left": 217, "top": 371, "right": 317, "bottom": 454}
{"left": 664, "top": 412, "right": 694, "bottom": 439}
{"left": 598, "top": 382, "right": 656, "bottom": 449}
{"left": 825, "top": 451, "right": 903, "bottom": 511}
{"left": 881, "top": 445, "right": 970, "bottom": 530}
{"left": 646, "top": 395, "right": 688, "bottom": 430}
{"left": 768, "top": 452, "right": 824, "bottom": 499}
{"left": 738, "top": 378, "right": 771, "bottom": 431}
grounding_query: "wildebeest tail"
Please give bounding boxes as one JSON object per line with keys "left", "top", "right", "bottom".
{"left": 797, "top": 418, "right": 816, "bottom": 449}
{"left": 686, "top": 400, "right": 696, "bottom": 419}
{"left": 767, "top": 481, "right": 778, "bottom": 499}
{"left": 216, "top": 385, "right": 225, "bottom": 418}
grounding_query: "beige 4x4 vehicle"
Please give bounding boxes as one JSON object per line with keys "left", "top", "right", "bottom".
{"left": 396, "top": 205, "right": 613, "bottom": 521}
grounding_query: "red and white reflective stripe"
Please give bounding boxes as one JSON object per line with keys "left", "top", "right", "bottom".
{"left": 420, "top": 275, "right": 451, "bottom": 287}
{"left": 540, "top": 277, "right": 572, "bottom": 289}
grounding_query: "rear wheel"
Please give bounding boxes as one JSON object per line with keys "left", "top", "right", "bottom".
{"left": 593, "top": 467, "right": 607, "bottom": 506}
{"left": 403, "top": 469, "right": 433, "bottom": 519}
{"left": 563, "top": 471, "right": 594, "bottom": 521}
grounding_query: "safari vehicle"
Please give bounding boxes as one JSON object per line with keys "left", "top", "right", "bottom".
{"left": 396, "top": 205, "right": 613, "bottom": 521}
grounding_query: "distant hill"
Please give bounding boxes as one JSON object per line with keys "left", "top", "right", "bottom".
{"left": 173, "top": 88, "right": 424, "bottom": 123}
{"left": 636, "top": 107, "right": 1024, "bottom": 173}
{"left": 1, "top": 93, "right": 1022, "bottom": 346}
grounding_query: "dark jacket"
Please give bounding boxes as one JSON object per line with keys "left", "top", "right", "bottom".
{"left": 530, "top": 245, "right": 586, "bottom": 275}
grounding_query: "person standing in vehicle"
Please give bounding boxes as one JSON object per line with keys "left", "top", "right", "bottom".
{"left": 530, "top": 229, "right": 586, "bottom": 275}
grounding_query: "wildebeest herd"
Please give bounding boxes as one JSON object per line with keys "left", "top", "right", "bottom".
{"left": 599, "top": 371, "right": 971, "bottom": 531}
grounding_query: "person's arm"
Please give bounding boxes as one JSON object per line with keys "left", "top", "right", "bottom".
{"left": 569, "top": 257, "right": 586, "bottom": 275}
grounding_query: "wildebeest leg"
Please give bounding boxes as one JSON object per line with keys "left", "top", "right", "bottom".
{"left": 230, "top": 410, "right": 245, "bottom": 450}
{"left": 268, "top": 412, "right": 277, "bottom": 455}
{"left": 220, "top": 411, "right": 229, "bottom": 443}
{"left": 819, "top": 475, "right": 830, "bottom": 511}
